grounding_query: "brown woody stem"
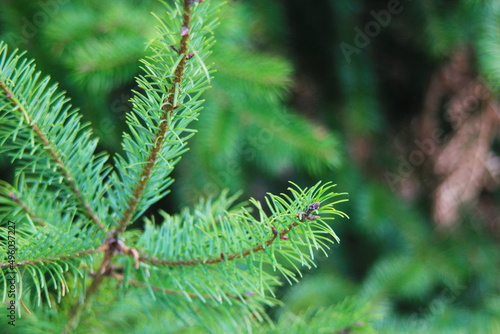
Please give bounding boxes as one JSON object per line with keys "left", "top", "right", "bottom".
{"left": 139, "top": 222, "right": 299, "bottom": 267}
{"left": 63, "top": 239, "right": 118, "bottom": 334}
{"left": 8, "top": 192, "right": 46, "bottom": 227}
{"left": 64, "top": 1, "right": 196, "bottom": 331}
{"left": 0, "top": 247, "right": 104, "bottom": 268}
{"left": 114, "top": 0, "right": 193, "bottom": 236}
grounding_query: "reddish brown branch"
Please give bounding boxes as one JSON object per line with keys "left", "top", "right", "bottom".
{"left": 114, "top": 0, "right": 193, "bottom": 235}
{"left": 0, "top": 247, "right": 104, "bottom": 268}
{"left": 0, "top": 81, "right": 104, "bottom": 230}
{"left": 63, "top": 238, "right": 118, "bottom": 334}
{"left": 64, "top": 2, "right": 197, "bottom": 331}
{"left": 8, "top": 192, "right": 46, "bottom": 227}
{"left": 139, "top": 222, "right": 299, "bottom": 267}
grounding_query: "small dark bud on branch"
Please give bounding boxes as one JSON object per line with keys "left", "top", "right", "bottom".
{"left": 308, "top": 202, "right": 320, "bottom": 212}
{"left": 170, "top": 45, "right": 180, "bottom": 53}
{"left": 296, "top": 202, "right": 321, "bottom": 222}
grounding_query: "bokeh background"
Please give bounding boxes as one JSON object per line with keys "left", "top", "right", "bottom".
{"left": 1, "top": 0, "right": 499, "bottom": 332}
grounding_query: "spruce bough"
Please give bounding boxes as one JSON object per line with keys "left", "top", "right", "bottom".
{"left": 0, "top": 0, "right": 347, "bottom": 332}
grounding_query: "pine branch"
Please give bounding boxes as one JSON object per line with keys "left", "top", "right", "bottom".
{"left": 138, "top": 221, "right": 300, "bottom": 267}
{"left": 0, "top": 247, "right": 102, "bottom": 268}
{"left": 109, "top": 0, "right": 218, "bottom": 231}
{"left": 1, "top": 1, "right": 349, "bottom": 332}
{"left": 63, "top": 236, "right": 116, "bottom": 333}
{"left": 0, "top": 222, "right": 103, "bottom": 310}
{"left": 0, "top": 182, "right": 46, "bottom": 227}
{"left": 0, "top": 80, "right": 104, "bottom": 229}
{"left": 9, "top": 194, "right": 44, "bottom": 226}
{"left": 0, "top": 178, "right": 88, "bottom": 234}
{"left": 64, "top": 1, "right": 219, "bottom": 331}
{"left": 114, "top": 0, "right": 193, "bottom": 236}
{"left": 0, "top": 43, "right": 112, "bottom": 231}
{"left": 133, "top": 182, "right": 347, "bottom": 309}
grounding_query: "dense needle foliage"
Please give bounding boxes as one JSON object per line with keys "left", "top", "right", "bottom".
{"left": 1, "top": 0, "right": 500, "bottom": 333}
{"left": 0, "top": 1, "right": 353, "bottom": 333}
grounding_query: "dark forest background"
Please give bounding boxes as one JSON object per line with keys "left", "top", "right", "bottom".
{"left": 1, "top": 0, "right": 499, "bottom": 332}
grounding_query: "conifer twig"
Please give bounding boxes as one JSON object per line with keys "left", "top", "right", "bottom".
{"left": 7, "top": 192, "right": 47, "bottom": 227}
{"left": 0, "top": 247, "right": 104, "bottom": 268}
{"left": 65, "top": 1, "right": 197, "bottom": 331}
{"left": 138, "top": 222, "right": 299, "bottom": 266}
{"left": 0, "top": 81, "right": 104, "bottom": 229}
{"left": 114, "top": 0, "right": 193, "bottom": 236}
{"left": 63, "top": 237, "right": 118, "bottom": 333}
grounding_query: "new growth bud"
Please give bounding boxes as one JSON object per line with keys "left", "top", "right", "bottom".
{"left": 308, "top": 202, "right": 320, "bottom": 212}
{"left": 296, "top": 202, "right": 321, "bottom": 222}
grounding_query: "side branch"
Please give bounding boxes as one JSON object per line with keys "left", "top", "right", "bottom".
{"left": 138, "top": 222, "right": 299, "bottom": 267}
{"left": 64, "top": 2, "right": 208, "bottom": 330}
{"left": 63, "top": 237, "right": 119, "bottom": 333}
{"left": 65, "top": 2, "right": 199, "bottom": 331}
{"left": 114, "top": 0, "right": 193, "bottom": 235}
{"left": 0, "top": 247, "right": 103, "bottom": 268}
{"left": 0, "top": 81, "right": 104, "bottom": 229}
{"left": 8, "top": 192, "right": 46, "bottom": 227}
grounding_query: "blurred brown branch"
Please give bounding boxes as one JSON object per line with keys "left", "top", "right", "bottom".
{"left": 418, "top": 46, "right": 500, "bottom": 228}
